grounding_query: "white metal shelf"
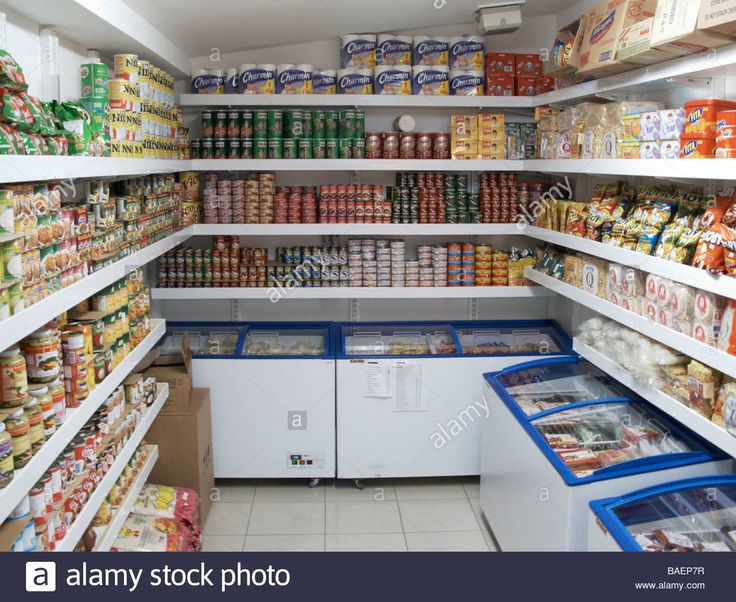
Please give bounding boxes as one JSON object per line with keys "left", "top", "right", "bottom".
{"left": 57, "top": 384, "right": 168, "bottom": 551}
{"left": 0, "top": 157, "right": 188, "bottom": 184}
{"left": 152, "top": 286, "right": 554, "bottom": 300}
{"left": 190, "top": 223, "right": 522, "bottom": 236}
{"left": 92, "top": 445, "right": 159, "bottom": 551}
{"left": 0, "top": 231, "right": 190, "bottom": 352}
{"left": 189, "top": 159, "right": 523, "bottom": 172}
{"left": 574, "top": 340, "right": 736, "bottom": 458}
{"left": 525, "top": 268, "right": 736, "bottom": 380}
{"left": 523, "top": 226, "right": 736, "bottom": 301}
{"left": 0, "top": 320, "right": 166, "bottom": 524}
{"left": 524, "top": 159, "right": 734, "bottom": 180}
{"left": 179, "top": 94, "right": 535, "bottom": 109}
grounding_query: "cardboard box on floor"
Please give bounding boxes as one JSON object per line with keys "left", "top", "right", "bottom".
{"left": 145, "top": 388, "right": 214, "bottom": 525}
{"left": 698, "top": 0, "right": 736, "bottom": 38}
{"left": 137, "top": 331, "right": 193, "bottom": 415}
{"left": 651, "top": 0, "right": 733, "bottom": 55}
{"left": 578, "top": 0, "right": 658, "bottom": 77}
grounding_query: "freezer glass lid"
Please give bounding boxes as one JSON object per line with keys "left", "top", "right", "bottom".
{"left": 164, "top": 327, "right": 241, "bottom": 356}
{"left": 532, "top": 402, "right": 691, "bottom": 479}
{"left": 457, "top": 326, "right": 563, "bottom": 355}
{"left": 243, "top": 328, "right": 326, "bottom": 356}
{"left": 612, "top": 484, "right": 736, "bottom": 552}
{"left": 496, "top": 361, "right": 626, "bottom": 415}
{"left": 343, "top": 325, "right": 456, "bottom": 356}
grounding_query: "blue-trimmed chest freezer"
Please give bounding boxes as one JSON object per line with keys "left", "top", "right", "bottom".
{"left": 588, "top": 476, "right": 736, "bottom": 552}
{"left": 480, "top": 357, "right": 732, "bottom": 551}
{"left": 163, "top": 322, "right": 335, "bottom": 479}
{"left": 335, "top": 320, "right": 573, "bottom": 479}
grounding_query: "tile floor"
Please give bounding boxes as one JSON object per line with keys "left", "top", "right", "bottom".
{"left": 202, "top": 477, "right": 496, "bottom": 552}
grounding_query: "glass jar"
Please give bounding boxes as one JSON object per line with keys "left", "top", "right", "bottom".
{"left": 23, "top": 397, "right": 44, "bottom": 455}
{"left": 28, "top": 384, "right": 55, "bottom": 438}
{"left": 0, "top": 422, "right": 14, "bottom": 489}
{"left": 22, "top": 329, "right": 60, "bottom": 383}
{"left": 0, "top": 346, "right": 28, "bottom": 407}
{"left": 47, "top": 377, "right": 66, "bottom": 426}
{"left": 5, "top": 407, "right": 31, "bottom": 468}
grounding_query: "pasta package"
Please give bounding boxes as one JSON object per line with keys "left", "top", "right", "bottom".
{"left": 687, "top": 360, "right": 722, "bottom": 420}
{"left": 581, "top": 257, "right": 607, "bottom": 298}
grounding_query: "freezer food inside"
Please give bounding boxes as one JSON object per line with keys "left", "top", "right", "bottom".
{"left": 243, "top": 327, "right": 326, "bottom": 356}
{"left": 163, "top": 327, "right": 242, "bottom": 356}
{"left": 343, "top": 325, "right": 457, "bottom": 356}
{"left": 611, "top": 484, "right": 736, "bottom": 552}
{"left": 532, "top": 402, "right": 691, "bottom": 478}
{"left": 496, "top": 361, "right": 629, "bottom": 416}
{"left": 457, "top": 326, "right": 565, "bottom": 355}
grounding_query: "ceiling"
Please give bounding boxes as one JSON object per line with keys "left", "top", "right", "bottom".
{"left": 121, "top": 0, "right": 580, "bottom": 57}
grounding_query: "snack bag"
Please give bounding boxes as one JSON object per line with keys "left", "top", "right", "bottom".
{"left": 0, "top": 87, "right": 34, "bottom": 130}
{"left": 698, "top": 189, "right": 736, "bottom": 231}
{"left": 668, "top": 228, "right": 701, "bottom": 264}
{"left": 0, "top": 122, "right": 22, "bottom": 154}
{"left": 53, "top": 101, "right": 93, "bottom": 155}
{"left": 635, "top": 226, "right": 660, "bottom": 255}
{"left": 692, "top": 224, "right": 736, "bottom": 275}
{"left": 654, "top": 224, "right": 684, "bottom": 259}
{"left": 0, "top": 50, "right": 28, "bottom": 92}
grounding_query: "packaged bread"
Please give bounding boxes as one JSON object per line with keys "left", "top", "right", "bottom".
{"left": 688, "top": 360, "right": 722, "bottom": 419}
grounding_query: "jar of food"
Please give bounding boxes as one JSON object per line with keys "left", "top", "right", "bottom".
{"left": 0, "top": 346, "right": 28, "bottom": 407}
{"left": 28, "top": 384, "right": 55, "bottom": 438}
{"left": 24, "top": 397, "right": 44, "bottom": 454}
{"left": 22, "top": 329, "right": 60, "bottom": 383}
{"left": 0, "top": 422, "right": 14, "bottom": 489}
{"left": 47, "top": 378, "right": 65, "bottom": 426}
{"left": 5, "top": 407, "right": 31, "bottom": 468}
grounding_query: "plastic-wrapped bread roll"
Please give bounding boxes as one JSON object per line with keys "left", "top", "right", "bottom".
{"left": 645, "top": 273, "right": 659, "bottom": 302}
{"left": 672, "top": 318, "right": 693, "bottom": 336}
{"left": 717, "top": 299, "right": 736, "bottom": 354}
{"left": 621, "top": 267, "right": 644, "bottom": 297}
{"left": 607, "top": 263, "right": 623, "bottom": 300}
{"left": 693, "top": 290, "right": 723, "bottom": 322}
{"left": 656, "top": 277, "right": 674, "bottom": 308}
{"left": 621, "top": 295, "right": 640, "bottom": 315}
{"left": 643, "top": 299, "right": 658, "bottom": 321}
{"left": 669, "top": 283, "right": 695, "bottom": 318}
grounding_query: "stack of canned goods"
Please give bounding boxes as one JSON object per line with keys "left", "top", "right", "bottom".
{"left": 274, "top": 186, "right": 318, "bottom": 224}
{"left": 192, "top": 108, "right": 366, "bottom": 159}
{"left": 389, "top": 172, "right": 478, "bottom": 224}
{"left": 491, "top": 250, "right": 509, "bottom": 285}
{"left": 475, "top": 244, "right": 493, "bottom": 286}
{"left": 200, "top": 173, "right": 275, "bottom": 224}
{"left": 479, "top": 172, "right": 519, "bottom": 224}
{"left": 365, "top": 131, "right": 449, "bottom": 159}
{"left": 318, "top": 185, "right": 388, "bottom": 223}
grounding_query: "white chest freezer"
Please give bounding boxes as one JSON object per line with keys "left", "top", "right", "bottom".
{"left": 480, "top": 357, "right": 732, "bottom": 551}
{"left": 588, "top": 476, "right": 736, "bottom": 552}
{"left": 335, "top": 320, "right": 573, "bottom": 480}
{"left": 164, "top": 321, "right": 335, "bottom": 479}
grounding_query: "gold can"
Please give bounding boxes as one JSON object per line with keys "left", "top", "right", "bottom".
{"left": 113, "top": 54, "right": 139, "bottom": 83}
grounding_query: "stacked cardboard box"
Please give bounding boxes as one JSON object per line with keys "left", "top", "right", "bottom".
{"left": 450, "top": 114, "right": 506, "bottom": 159}
{"left": 485, "top": 52, "right": 554, "bottom": 96}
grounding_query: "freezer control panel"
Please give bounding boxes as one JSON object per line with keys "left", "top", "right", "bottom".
{"left": 288, "top": 453, "right": 325, "bottom": 469}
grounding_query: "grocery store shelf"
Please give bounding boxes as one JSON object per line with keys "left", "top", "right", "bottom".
{"left": 57, "top": 384, "right": 168, "bottom": 551}
{"left": 524, "top": 159, "right": 733, "bottom": 180}
{"left": 0, "top": 321, "right": 166, "bottom": 525}
{"left": 152, "top": 286, "right": 554, "bottom": 300}
{"left": 179, "top": 94, "right": 536, "bottom": 109}
{"left": 526, "top": 268, "right": 736, "bottom": 380}
{"left": 189, "top": 159, "right": 524, "bottom": 172}
{"left": 574, "top": 339, "right": 736, "bottom": 458}
{"left": 1, "top": 0, "right": 190, "bottom": 76}
{"left": 92, "top": 445, "right": 159, "bottom": 552}
{"left": 523, "top": 226, "right": 736, "bottom": 301}
{"left": 190, "top": 223, "right": 522, "bottom": 236}
{"left": 0, "top": 231, "right": 191, "bottom": 352}
{"left": 0, "top": 157, "right": 189, "bottom": 184}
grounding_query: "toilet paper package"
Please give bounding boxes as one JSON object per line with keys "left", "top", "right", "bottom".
{"left": 312, "top": 69, "right": 336, "bottom": 94}
{"left": 412, "top": 36, "right": 449, "bottom": 66}
{"left": 374, "top": 65, "right": 411, "bottom": 95}
{"left": 337, "top": 68, "right": 373, "bottom": 94}
{"left": 340, "top": 34, "right": 377, "bottom": 68}
{"left": 411, "top": 65, "right": 449, "bottom": 95}
{"left": 276, "top": 64, "right": 313, "bottom": 94}
{"left": 239, "top": 64, "right": 276, "bottom": 94}
{"left": 376, "top": 34, "right": 413, "bottom": 66}
{"left": 449, "top": 70, "right": 484, "bottom": 96}
{"left": 449, "top": 35, "right": 485, "bottom": 71}
{"left": 190, "top": 69, "right": 220, "bottom": 94}
{"left": 225, "top": 68, "right": 239, "bottom": 94}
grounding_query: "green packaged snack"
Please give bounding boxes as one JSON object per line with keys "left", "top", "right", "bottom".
{"left": 668, "top": 228, "right": 701, "bottom": 264}
{"left": 0, "top": 123, "right": 22, "bottom": 154}
{"left": 0, "top": 50, "right": 28, "bottom": 93}
{"left": 54, "top": 101, "right": 94, "bottom": 155}
{"left": 654, "top": 223, "right": 685, "bottom": 259}
{"left": 0, "top": 87, "right": 33, "bottom": 130}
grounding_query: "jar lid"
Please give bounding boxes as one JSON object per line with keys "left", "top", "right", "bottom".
{"left": 8, "top": 408, "right": 24, "bottom": 418}
{"left": 0, "top": 346, "right": 21, "bottom": 357}
{"left": 30, "top": 329, "right": 51, "bottom": 338}
{"left": 28, "top": 384, "right": 49, "bottom": 397}
{"left": 23, "top": 398, "right": 38, "bottom": 409}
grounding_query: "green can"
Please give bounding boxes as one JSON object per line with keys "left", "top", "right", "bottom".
{"left": 338, "top": 110, "right": 356, "bottom": 139}
{"left": 253, "top": 110, "right": 268, "bottom": 139}
{"left": 213, "top": 137, "right": 226, "bottom": 159}
{"left": 241, "top": 111, "right": 254, "bottom": 138}
{"left": 226, "top": 110, "right": 241, "bottom": 137}
{"left": 312, "top": 111, "right": 326, "bottom": 139}
{"left": 283, "top": 139, "right": 298, "bottom": 159}
{"left": 267, "top": 110, "right": 284, "bottom": 138}
{"left": 284, "top": 109, "right": 304, "bottom": 139}
{"left": 268, "top": 138, "right": 283, "bottom": 159}
{"left": 325, "top": 111, "right": 339, "bottom": 138}
{"left": 214, "top": 111, "right": 228, "bottom": 137}
{"left": 298, "top": 139, "right": 313, "bottom": 159}
{"left": 338, "top": 138, "right": 353, "bottom": 159}
{"left": 352, "top": 138, "right": 366, "bottom": 159}
{"left": 354, "top": 110, "right": 365, "bottom": 137}
{"left": 80, "top": 63, "right": 108, "bottom": 97}
{"left": 200, "top": 137, "right": 214, "bottom": 159}
{"left": 467, "top": 193, "right": 479, "bottom": 211}
{"left": 312, "top": 139, "right": 327, "bottom": 159}
{"left": 201, "top": 110, "right": 214, "bottom": 137}
{"left": 456, "top": 175, "right": 468, "bottom": 191}
{"left": 325, "top": 138, "right": 339, "bottom": 159}
{"left": 253, "top": 139, "right": 268, "bottom": 159}
{"left": 301, "top": 111, "right": 313, "bottom": 138}
{"left": 226, "top": 138, "right": 241, "bottom": 159}
{"left": 241, "top": 138, "right": 253, "bottom": 159}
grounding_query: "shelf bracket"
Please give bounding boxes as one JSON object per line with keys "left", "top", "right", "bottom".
{"left": 468, "top": 298, "right": 479, "bottom": 320}
{"left": 231, "top": 299, "right": 241, "bottom": 321}
{"left": 664, "top": 76, "right": 712, "bottom": 90}
{"left": 350, "top": 299, "right": 359, "bottom": 322}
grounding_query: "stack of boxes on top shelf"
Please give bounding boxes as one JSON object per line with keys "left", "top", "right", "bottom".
{"left": 450, "top": 114, "right": 505, "bottom": 160}
{"left": 485, "top": 53, "right": 554, "bottom": 97}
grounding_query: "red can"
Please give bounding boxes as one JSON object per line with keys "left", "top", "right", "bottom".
{"left": 416, "top": 133, "right": 433, "bottom": 159}
{"left": 433, "top": 133, "right": 449, "bottom": 159}
{"left": 399, "top": 133, "right": 416, "bottom": 159}
{"left": 365, "top": 132, "right": 382, "bottom": 159}
{"left": 382, "top": 132, "right": 399, "bottom": 159}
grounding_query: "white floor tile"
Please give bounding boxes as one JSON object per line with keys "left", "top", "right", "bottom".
{"left": 203, "top": 502, "right": 252, "bottom": 536}
{"left": 254, "top": 479, "right": 325, "bottom": 503}
{"left": 214, "top": 479, "right": 257, "bottom": 503}
{"left": 462, "top": 477, "right": 480, "bottom": 500}
{"left": 326, "top": 533, "right": 407, "bottom": 552}
{"left": 399, "top": 499, "right": 479, "bottom": 533}
{"left": 325, "top": 480, "right": 397, "bottom": 502}
{"left": 248, "top": 502, "right": 325, "bottom": 535}
{"left": 469, "top": 498, "right": 498, "bottom": 551}
{"left": 243, "top": 534, "right": 325, "bottom": 552}
{"left": 201, "top": 535, "right": 245, "bottom": 552}
{"left": 326, "top": 501, "right": 403, "bottom": 534}
{"left": 394, "top": 478, "right": 467, "bottom": 500}
{"left": 405, "top": 531, "right": 489, "bottom": 552}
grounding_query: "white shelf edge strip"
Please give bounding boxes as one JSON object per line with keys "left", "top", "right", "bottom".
{"left": 189, "top": 224, "right": 524, "bottom": 236}
{"left": 0, "top": 320, "right": 167, "bottom": 523}
{"left": 151, "top": 286, "right": 554, "bottom": 300}
{"left": 57, "top": 384, "right": 169, "bottom": 552}
{"left": 573, "top": 340, "right": 736, "bottom": 458}
{"left": 525, "top": 268, "right": 736, "bottom": 380}
{"left": 522, "top": 225, "right": 736, "bottom": 300}
{"left": 92, "top": 445, "right": 159, "bottom": 551}
{"left": 0, "top": 231, "right": 191, "bottom": 352}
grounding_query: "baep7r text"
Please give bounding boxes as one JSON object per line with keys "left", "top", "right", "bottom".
{"left": 515, "top": 176, "right": 574, "bottom": 230}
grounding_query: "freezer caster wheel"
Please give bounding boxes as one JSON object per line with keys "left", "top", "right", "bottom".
{"left": 353, "top": 479, "right": 365, "bottom": 490}
{"left": 307, "top": 479, "right": 320, "bottom": 488}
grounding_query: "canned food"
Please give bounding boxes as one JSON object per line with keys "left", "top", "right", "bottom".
{"left": 325, "top": 111, "right": 339, "bottom": 138}
{"left": 338, "top": 110, "right": 356, "bottom": 138}
{"left": 253, "top": 111, "right": 268, "bottom": 139}
{"left": 267, "top": 110, "right": 284, "bottom": 138}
